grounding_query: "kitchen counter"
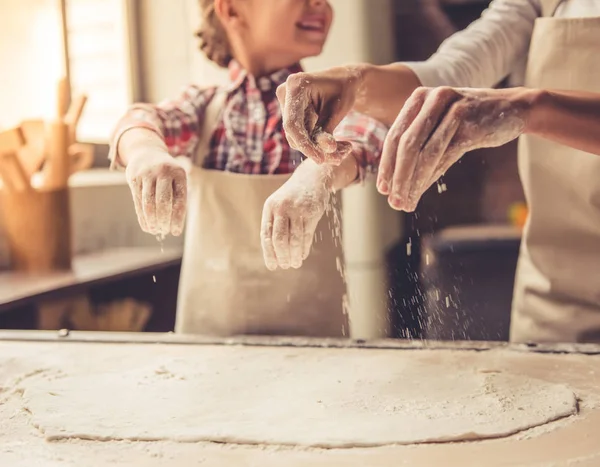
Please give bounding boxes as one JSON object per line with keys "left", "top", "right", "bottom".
{"left": 0, "top": 333, "right": 599, "bottom": 467}
{"left": 0, "top": 247, "right": 182, "bottom": 314}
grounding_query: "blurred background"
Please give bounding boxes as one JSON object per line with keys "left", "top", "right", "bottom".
{"left": 0, "top": 0, "right": 526, "bottom": 341}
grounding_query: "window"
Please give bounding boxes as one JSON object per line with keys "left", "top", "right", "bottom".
{"left": 66, "top": 0, "right": 139, "bottom": 142}
{"left": 0, "top": 0, "right": 139, "bottom": 143}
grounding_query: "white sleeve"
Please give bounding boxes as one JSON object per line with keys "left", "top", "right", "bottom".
{"left": 403, "top": 0, "right": 541, "bottom": 88}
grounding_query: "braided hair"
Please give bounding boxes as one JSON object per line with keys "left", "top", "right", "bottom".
{"left": 196, "top": 0, "right": 234, "bottom": 68}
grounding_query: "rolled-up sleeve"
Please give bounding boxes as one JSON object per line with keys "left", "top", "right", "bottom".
{"left": 334, "top": 111, "right": 389, "bottom": 183}
{"left": 108, "top": 85, "right": 216, "bottom": 169}
{"left": 403, "top": 0, "right": 540, "bottom": 89}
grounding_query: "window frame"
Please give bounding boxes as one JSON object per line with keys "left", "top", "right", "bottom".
{"left": 60, "top": 0, "right": 142, "bottom": 144}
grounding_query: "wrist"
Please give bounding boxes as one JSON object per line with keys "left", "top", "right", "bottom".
{"left": 118, "top": 127, "right": 168, "bottom": 167}
{"left": 519, "top": 88, "right": 550, "bottom": 135}
{"left": 350, "top": 63, "right": 371, "bottom": 91}
{"left": 294, "top": 158, "right": 335, "bottom": 192}
{"left": 328, "top": 153, "right": 360, "bottom": 192}
{"left": 127, "top": 148, "right": 171, "bottom": 170}
{"left": 352, "top": 64, "right": 376, "bottom": 103}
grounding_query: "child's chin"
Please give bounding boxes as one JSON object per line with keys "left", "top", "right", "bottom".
{"left": 299, "top": 43, "right": 326, "bottom": 58}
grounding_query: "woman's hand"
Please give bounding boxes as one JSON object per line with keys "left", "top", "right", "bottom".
{"left": 377, "top": 87, "right": 533, "bottom": 211}
{"left": 261, "top": 161, "right": 333, "bottom": 270}
{"left": 277, "top": 67, "right": 363, "bottom": 164}
{"left": 125, "top": 151, "right": 187, "bottom": 236}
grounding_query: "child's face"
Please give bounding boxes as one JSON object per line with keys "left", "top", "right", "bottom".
{"left": 228, "top": 0, "right": 333, "bottom": 68}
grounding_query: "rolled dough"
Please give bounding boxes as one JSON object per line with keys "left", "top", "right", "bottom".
{"left": 19, "top": 348, "right": 578, "bottom": 448}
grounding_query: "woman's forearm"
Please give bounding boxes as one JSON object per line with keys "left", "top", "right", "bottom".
{"left": 525, "top": 89, "right": 600, "bottom": 156}
{"left": 353, "top": 64, "right": 423, "bottom": 126}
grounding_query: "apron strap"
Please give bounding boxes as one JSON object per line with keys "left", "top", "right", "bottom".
{"left": 193, "top": 89, "right": 227, "bottom": 166}
{"left": 539, "top": 0, "right": 563, "bottom": 17}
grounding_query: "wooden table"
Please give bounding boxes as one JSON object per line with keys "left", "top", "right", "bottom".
{"left": 0, "top": 333, "right": 598, "bottom": 467}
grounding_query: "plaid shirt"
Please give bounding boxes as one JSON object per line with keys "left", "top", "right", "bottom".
{"left": 110, "top": 61, "right": 387, "bottom": 179}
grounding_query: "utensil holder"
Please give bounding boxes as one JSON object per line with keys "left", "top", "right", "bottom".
{"left": 1, "top": 186, "right": 72, "bottom": 272}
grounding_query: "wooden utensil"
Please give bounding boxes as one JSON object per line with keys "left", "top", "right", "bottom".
{"left": 0, "top": 161, "right": 16, "bottom": 192}
{"left": 0, "top": 184, "right": 72, "bottom": 272}
{"left": 0, "top": 127, "right": 25, "bottom": 151}
{"left": 20, "top": 119, "right": 45, "bottom": 145}
{"left": 44, "top": 120, "right": 70, "bottom": 189}
{"left": 68, "top": 143, "right": 94, "bottom": 174}
{"left": 42, "top": 77, "right": 72, "bottom": 189}
{"left": 0, "top": 128, "right": 30, "bottom": 192}
{"left": 0, "top": 150, "right": 30, "bottom": 192}
{"left": 57, "top": 77, "right": 70, "bottom": 120}
{"left": 65, "top": 94, "right": 88, "bottom": 144}
{"left": 17, "top": 145, "right": 45, "bottom": 177}
{"left": 17, "top": 120, "right": 47, "bottom": 176}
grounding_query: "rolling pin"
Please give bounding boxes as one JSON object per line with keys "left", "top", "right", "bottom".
{"left": 44, "top": 120, "right": 70, "bottom": 189}
{"left": 57, "top": 77, "right": 70, "bottom": 120}
{"left": 65, "top": 94, "right": 88, "bottom": 144}
{"left": 43, "top": 77, "right": 72, "bottom": 189}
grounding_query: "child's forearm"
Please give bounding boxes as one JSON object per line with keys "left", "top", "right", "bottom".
{"left": 114, "top": 128, "right": 169, "bottom": 168}
{"left": 328, "top": 153, "right": 360, "bottom": 192}
{"left": 294, "top": 155, "right": 359, "bottom": 193}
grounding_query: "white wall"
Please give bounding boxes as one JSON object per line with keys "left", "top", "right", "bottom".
{"left": 0, "top": 0, "right": 63, "bottom": 130}
{"left": 0, "top": 0, "right": 60, "bottom": 267}
{"left": 137, "top": 0, "right": 403, "bottom": 338}
{"left": 137, "top": 0, "right": 227, "bottom": 102}
{"left": 138, "top": 0, "right": 397, "bottom": 98}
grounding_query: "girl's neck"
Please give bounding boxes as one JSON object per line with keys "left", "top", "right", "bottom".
{"left": 232, "top": 45, "right": 298, "bottom": 77}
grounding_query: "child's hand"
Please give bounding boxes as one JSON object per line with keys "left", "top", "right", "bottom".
{"left": 125, "top": 152, "right": 187, "bottom": 236}
{"left": 260, "top": 165, "right": 332, "bottom": 271}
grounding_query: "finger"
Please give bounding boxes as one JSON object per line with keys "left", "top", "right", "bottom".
{"left": 155, "top": 177, "right": 173, "bottom": 236}
{"left": 141, "top": 177, "right": 158, "bottom": 235}
{"left": 129, "top": 178, "right": 148, "bottom": 232}
{"left": 278, "top": 80, "right": 325, "bottom": 163}
{"left": 300, "top": 85, "right": 339, "bottom": 163}
{"left": 260, "top": 205, "right": 278, "bottom": 271}
{"left": 378, "top": 88, "right": 428, "bottom": 198}
{"left": 302, "top": 217, "right": 318, "bottom": 260}
{"left": 336, "top": 141, "right": 353, "bottom": 157}
{"left": 408, "top": 113, "right": 461, "bottom": 211}
{"left": 171, "top": 176, "right": 187, "bottom": 236}
{"left": 289, "top": 216, "right": 304, "bottom": 269}
{"left": 315, "top": 98, "right": 355, "bottom": 164}
{"left": 313, "top": 128, "right": 338, "bottom": 153}
{"left": 272, "top": 215, "right": 291, "bottom": 270}
{"left": 431, "top": 145, "right": 464, "bottom": 190}
{"left": 311, "top": 130, "right": 342, "bottom": 165}
{"left": 390, "top": 87, "right": 457, "bottom": 211}
{"left": 275, "top": 81, "right": 287, "bottom": 108}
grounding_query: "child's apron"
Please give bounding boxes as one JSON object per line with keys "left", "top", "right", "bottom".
{"left": 175, "top": 92, "right": 348, "bottom": 337}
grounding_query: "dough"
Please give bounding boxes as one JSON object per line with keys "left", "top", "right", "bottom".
{"left": 20, "top": 348, "right": 578, "bottom": 448}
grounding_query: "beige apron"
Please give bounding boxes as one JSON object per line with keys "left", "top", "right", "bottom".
{"left": 175, "top": 92, "right": 348, "bottom": 337}
{"left": 511, "top": 0, "right": 600, "bottom": 343}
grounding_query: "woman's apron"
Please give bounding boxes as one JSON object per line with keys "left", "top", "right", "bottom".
{"left": 510, "top": 0, "right": 600, "bottom": 343}
{"left": 175, "top": 92, "right": 348, "bottom": 337}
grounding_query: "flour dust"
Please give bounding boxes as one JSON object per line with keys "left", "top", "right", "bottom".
{"left": 327, "top": 193, "right": 349, "bottom": 337}
{"left": 151, "top": 234, "right": 167, "bottom": 285}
